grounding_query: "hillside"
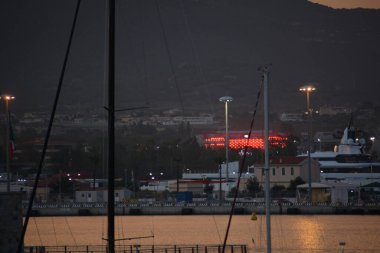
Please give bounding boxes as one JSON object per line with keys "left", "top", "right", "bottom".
{"left": 0, "top": 0, "right": 379, "bottom": 116}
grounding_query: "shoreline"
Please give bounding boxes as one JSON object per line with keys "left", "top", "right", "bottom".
{"left": 24, "top": 202, "right": 380, "bottom": 216}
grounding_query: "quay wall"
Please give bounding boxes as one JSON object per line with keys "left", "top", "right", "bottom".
{"left": 23, "top": 202, "right": 380, "bottom": 216}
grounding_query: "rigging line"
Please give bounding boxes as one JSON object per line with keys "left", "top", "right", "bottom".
{"left": 64, "top": 216, "right": 78, "bottom": 246}
{"left": 222, "top": 81, "right": 263, "bottom": 253}
{"left": 102, "top": 235, "right": 155, "bottom": 241}
{"left": 101, "top": 215, "right": 106, "bottom": 245}
{"left": 275, "top": 215, "right": 284, "bottom": 251}
{"left": 154, "top": 0, "right": 185, "bottom": 115}
{"left": 246, "top": 214, "right": 255, "bottom": 246}
{"left": 211, "top": 214, "right": 223, "bottom": 244}
{"left": 16, "top": 1, "right": 82, "bottom": 252}
{"left": 151, "top": 215, "right": 155, "bottom": 245}
{"left": 259, "top": 214, "right": 262, "bottom": 249}
{"left": 115, "top": 215, "right": 121, "bottom": 248}
{"left": 32, "top": 217, "right": 43, "bottom": 246}
{"left": 138, "top": 0, "right": 151, "bottom": 106}
{"left": 102, "top": 0, "right": 109, "bottom": 179}
{"left": 179, "top": 0, "right": 215, "bottom": 115}
{"left": 52, "top": 217, "right": 58, "bottom": 246}
{"left": 100, "top": 1, "right": 109, "bottom": 243}
{"left": 120, "top": 216, "right": 126, "bottom": 248}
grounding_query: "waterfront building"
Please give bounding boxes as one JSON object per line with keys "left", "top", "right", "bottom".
{"left": 296, "top": 181, "right": 356, "bottom": 203}
{"left": 250, "top": 156, "right": 320, "bottom": 188}
{"left": 199, "top": 130, "right": 288, "bottom": 149}
{"left": 75, "top": 188, "right": 132, "bottom": 202}
{"left": 176, "top": 161, "right": 254, "bottom": 196}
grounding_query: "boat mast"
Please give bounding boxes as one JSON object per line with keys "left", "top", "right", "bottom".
{"left": 262, "top": 66, "right": 271, "bottom": 253}
{"left": 107, "top": 0, "right": 116, "bottom": 252}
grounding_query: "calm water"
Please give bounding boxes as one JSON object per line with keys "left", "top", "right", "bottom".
{"left": 25, "top": 215, "right": 380, "bottom": 253}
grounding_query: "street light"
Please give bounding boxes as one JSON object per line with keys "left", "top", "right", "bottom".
{"left": 0, "top": 94, "right": 15, "bottom": 192}
{"left": 317, "top": 138, "right": 321, "bottom": 151}
{"left": 299, "top": 85, "right": 315, "bottom": 203}
{"left": 219, "top": 96, "right": 233, "bottom": 191}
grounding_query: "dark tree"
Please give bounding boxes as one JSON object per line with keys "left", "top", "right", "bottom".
{"left": 287, "top": 176, "right": 305, "bottom": 192}
{"left": 245, "top": 176, "right": 261, "bottom": 196}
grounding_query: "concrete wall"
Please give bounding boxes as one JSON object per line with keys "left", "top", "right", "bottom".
{"left": 0, "top": 192, "right": 23, "bottom": 253}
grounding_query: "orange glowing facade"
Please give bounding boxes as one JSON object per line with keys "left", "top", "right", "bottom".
{"left": 203, "top": 131, "right": 288, "bottom": 149}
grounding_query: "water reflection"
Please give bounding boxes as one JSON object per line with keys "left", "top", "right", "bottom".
{"left": 25, "top": 215, "right": 380, "bottom": 252}
{"left": 291, "top": 217, "right": 323, "bottom": 250}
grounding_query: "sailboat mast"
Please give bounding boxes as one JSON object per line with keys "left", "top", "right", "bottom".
{"left": 107, "top": 0, "right": 116, "bottom": 252}
{"left": 262, "top": 67, "right": 271, "bottom": 253}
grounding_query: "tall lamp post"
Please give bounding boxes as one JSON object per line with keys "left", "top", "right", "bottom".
{"left": 0, "top": 94, "right": 15, "bottom": 192}
{"left": 299, "top": 85, "right": 315, "bottom": 203}
{"left": 219, "top": 96, "right": 233, "bottom": 191}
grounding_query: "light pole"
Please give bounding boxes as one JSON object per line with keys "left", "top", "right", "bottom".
{"left": 299, "top": 85, "right": 315, "bottom": 203}
{"left": 219, "top": 96, "right": 233, "bottom": 191}
{"left": 1, "top": 94, "right": 15, "bottom": 192}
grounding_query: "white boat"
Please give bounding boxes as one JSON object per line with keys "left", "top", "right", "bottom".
{"left": 300, "top": 124, "right": 380, "bottom": 186}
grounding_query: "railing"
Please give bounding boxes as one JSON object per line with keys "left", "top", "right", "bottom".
{"left": 23, "top": 201, "right": 380, "bottom": 209}
{"left": 24, "top": 244, "right": 248, "bottom": 253}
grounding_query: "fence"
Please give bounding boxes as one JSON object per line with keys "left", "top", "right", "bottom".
{"left": 24, "top": 244, "right": 248, "bottom": 253}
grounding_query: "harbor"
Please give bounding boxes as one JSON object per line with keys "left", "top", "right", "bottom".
{"left": 1, "top": 0, "right": 380, "bottom": 252}
{"left": 24, "top": 201, "right": 380, "bottom": 216}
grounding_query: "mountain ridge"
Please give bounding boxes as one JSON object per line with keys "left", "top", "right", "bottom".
{"left": 0, "top": 0, "right": 379, "bottom": 115}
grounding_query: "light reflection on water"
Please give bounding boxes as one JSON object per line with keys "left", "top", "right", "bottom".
{"left": 25, "top": 215, "right": 380, "bottom": 252}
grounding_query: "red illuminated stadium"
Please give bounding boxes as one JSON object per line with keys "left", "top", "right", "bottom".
{"left": 201, "top": 131, "right": 288, "bottom": 149}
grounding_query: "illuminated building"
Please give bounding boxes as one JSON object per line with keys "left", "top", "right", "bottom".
{"left": 201, "top": 131, "right": 288, "bottom": 150}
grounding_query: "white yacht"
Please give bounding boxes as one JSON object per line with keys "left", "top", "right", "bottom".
{"left": 300, "top": 125, "right": 380, "bottom": 186}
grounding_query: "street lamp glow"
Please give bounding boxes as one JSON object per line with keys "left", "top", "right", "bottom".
{"left": 219, "top": 96, "right": 233, "bottom": 103}
{"left": 0, "top": 94, "right": 16, "bottom": 101}
{"left": 299, "top": 86, "right": 316, "bottom": 92}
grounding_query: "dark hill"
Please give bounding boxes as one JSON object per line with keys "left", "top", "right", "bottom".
{"left": 0, "top": 0, "right": 379, "bottom": 116}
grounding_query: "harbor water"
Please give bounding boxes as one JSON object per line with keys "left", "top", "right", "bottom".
{"left": 25, "top": 215, "right": 380, "bottom": 252}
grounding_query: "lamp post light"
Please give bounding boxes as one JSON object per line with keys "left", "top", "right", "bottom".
{"left": 0, "top": 94, "right": 15, "bottom": 192}
{"left": 370, "top": 136, "right": 375, "bottom": 152}
{"left": 219, "top": 96, "right": 233, "bottom": 191}
{"left": 299, "top": 85, "right": 315, "bottom": 203}
{"left": 317, "top": 138, "right": 322, "bottom": 151}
